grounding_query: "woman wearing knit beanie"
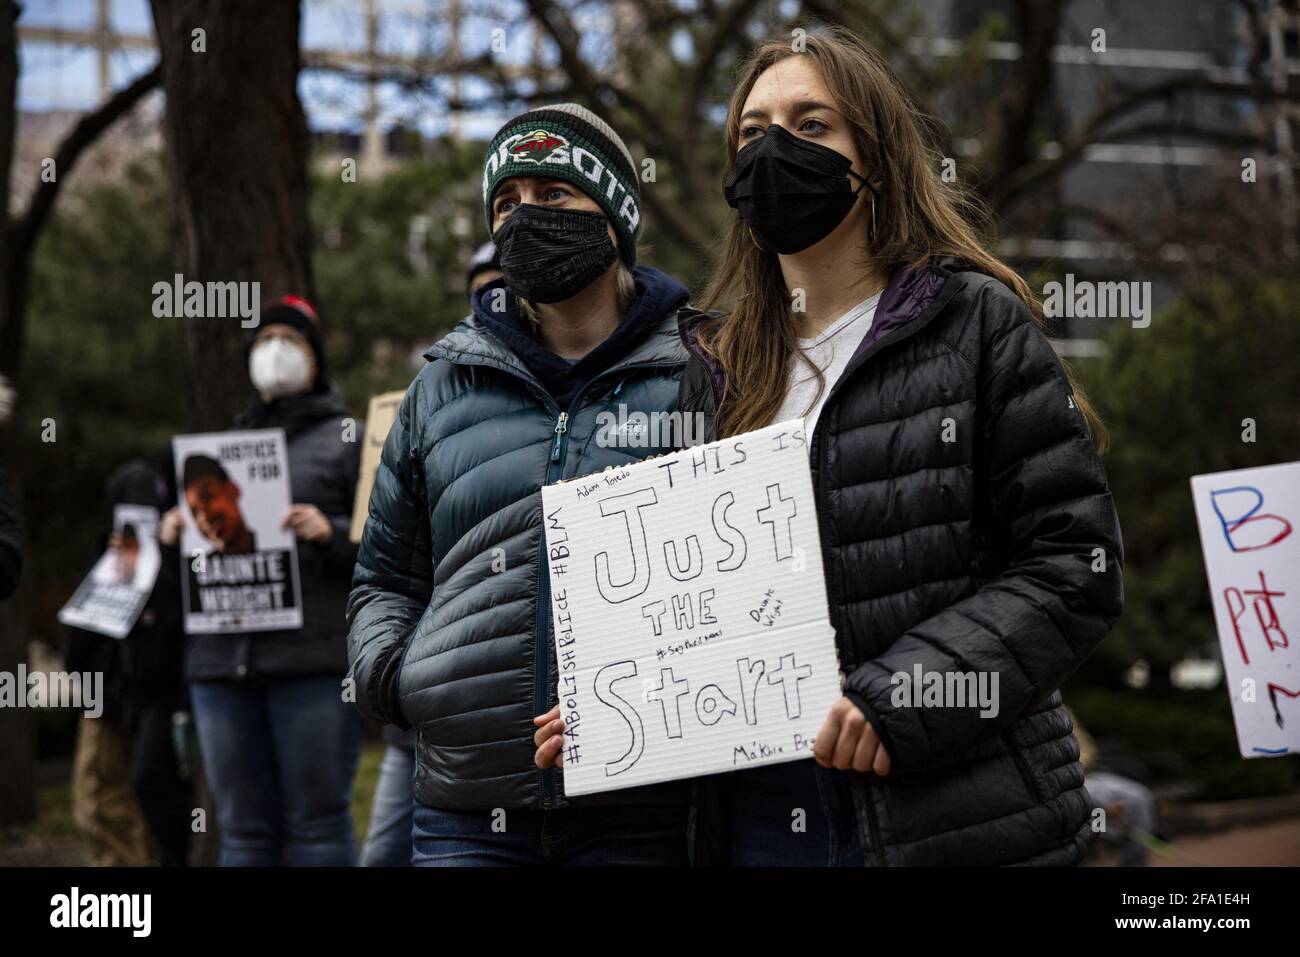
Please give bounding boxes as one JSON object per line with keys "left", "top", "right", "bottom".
{"left": 348, "top": 103, "right": 696, "bottom": 866}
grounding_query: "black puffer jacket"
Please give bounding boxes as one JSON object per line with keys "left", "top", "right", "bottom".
{"left": 348, "top": 266, "right": 693, "bottom": 811}
{"left": 678, "top": 257, "right": 1125, "bottom": 865}
{"left": 183, "top": 387, "right": 362, "bottom": 682}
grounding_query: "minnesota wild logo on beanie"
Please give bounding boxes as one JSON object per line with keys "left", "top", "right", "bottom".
{"left": 482, "top": 103, "right": 641, "bottom": 266}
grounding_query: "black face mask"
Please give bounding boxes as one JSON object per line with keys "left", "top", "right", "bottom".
{"left": 492, "top": 203, "right": 618, "bottom": 304}
{"left": 723, "top": 124, "right": 873, "bottom": 255}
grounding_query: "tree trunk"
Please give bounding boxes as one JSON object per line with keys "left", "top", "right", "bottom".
{"left": 0, "top": 0, "right": 35, "bottom": 829}
{"left": 148, "top": 0, "right": 314, "bottom": 431}
{"left": 0, "top": 0, "right": 17, "bottom": 383}
{"left": 0, "top": 20, "right": 159, "bottom": 828}
{"left": 2, "top": 65, "right": 160, "bottom": 386}
{"left": 984, "top": 0, "right": 1066, "bottom": 212}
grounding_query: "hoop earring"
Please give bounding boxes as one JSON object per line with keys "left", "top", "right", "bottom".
{"left": 746, "top": 224, "right": 766, "bottom": 253}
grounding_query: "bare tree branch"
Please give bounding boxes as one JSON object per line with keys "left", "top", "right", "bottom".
{"left": 522, "top": 0, "right": 717, "bottom": 249}
{"left": 983, "top": 0, "right": 1068, "bottom": 203}
{"left": 1, "top": 63, "right": 162, "bottom": 381}
{"left": 681, "top": 0, "right": 766, "bottom": 146}
{"left": 11, "top": 65, "right": 162, "bottom": 269}
{"left": 524, "top": 0, "right": 682, "bottom": 159}
{"left": 989, "top": 72, "right": 1289, "bottom": 211}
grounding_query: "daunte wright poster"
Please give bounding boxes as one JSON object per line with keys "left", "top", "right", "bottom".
{"left": 58, "top": 504, "right": 161, "bottom": 639}
{"left": 541, "top": 420, "right": 842, "bottom": 796}
{"left": 172, "top": 429, "right": 303, "bottom": 634}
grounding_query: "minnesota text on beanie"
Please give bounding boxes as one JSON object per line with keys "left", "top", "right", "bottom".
{"left": 481, "top": 103, "right": 641, "bottom": 266}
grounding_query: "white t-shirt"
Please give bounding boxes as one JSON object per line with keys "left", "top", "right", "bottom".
{"left": 773, "top": 292, "right": 882, "bottom": 435}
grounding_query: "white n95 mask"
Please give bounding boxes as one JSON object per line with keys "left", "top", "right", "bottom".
{"left": 249, "top": 338, "right": 313, "bottom": 398}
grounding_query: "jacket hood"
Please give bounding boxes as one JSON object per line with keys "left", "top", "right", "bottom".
{"left": 430, "top": 265, "right": 690, "bottom": 392}
{"left": 677, "top": 257, "right": 966, "bottom": 408}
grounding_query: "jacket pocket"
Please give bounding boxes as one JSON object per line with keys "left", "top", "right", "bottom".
{"left": 1003, "top": 731, "right": 1042, "bottom": 803}
{"left": 394, "top": 611, "right": 433, "bottom": 725}
{"left": 392, "top": 637, "right": 416, "bottom": 723}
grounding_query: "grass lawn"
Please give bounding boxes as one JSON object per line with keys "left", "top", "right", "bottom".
{"left": 3, "top": 737, "right": 387, "bottom": 864}
{"left": 351, "top": 738, "right": 384, "bottom": 844}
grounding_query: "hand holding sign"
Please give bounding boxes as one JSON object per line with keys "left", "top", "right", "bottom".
{"left": 537, "top": 696, "right": 893, "bottom": 774}
{"left": 283, "top": 504, "right": 333, "bottom": 544}
{"left": 533, "top": 705, "right": 566, "bottom": 768}
{"left": 540, "top": 419, "right": 844, "bottom": 795}
{"left": 814, "top": 696, "right": 891, "bottom": 775}
{"left": 159, "top": 506, "right": 184, "bottom": 547}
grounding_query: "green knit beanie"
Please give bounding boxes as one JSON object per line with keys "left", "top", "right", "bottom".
{"left": 481, "top": 103, "right": 641, "bottom": 266}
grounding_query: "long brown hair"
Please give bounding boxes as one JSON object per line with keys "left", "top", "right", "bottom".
{"left": 699, "top": 25, "right": 1106, "bottom": 451}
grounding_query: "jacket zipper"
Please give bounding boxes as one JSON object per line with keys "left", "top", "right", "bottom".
{"left": 531, "top": 359, "right": 683, "bottom": 809}
{"left": 806, "top": 268, "right": 960, "bottom": 864}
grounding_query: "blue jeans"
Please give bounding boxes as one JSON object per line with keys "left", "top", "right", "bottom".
{"left": 411, "top": 801, "right": 690, "bottom": 867}
{"left": 361, "top": 742, "right": 415, "bottom": 867}
{"left": 190, "top": 676, "right": 364, "bottom": 866}
{"left": 724, "top": 759, "right": 866, "bottom": 866}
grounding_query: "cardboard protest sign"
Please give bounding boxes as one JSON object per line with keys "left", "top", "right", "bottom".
{"left": 172, "top": 429, "right": 303, "bottom": 634}
{"left": 349, "top": 389, "right": 404, "bottom": 544}
{"left": 541, "top": 419, "right": 842, "bottom": 796}
{"left": 58, "top": 505, "right": 161, "bottom": 639}
{"left": 1190, "top": 462, "right": 1300, "bottom": 757}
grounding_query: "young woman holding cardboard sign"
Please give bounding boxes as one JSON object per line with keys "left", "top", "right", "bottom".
{"left": 538, "top": 27, "right": 1125, "bottom": 867}
{"left": 691, "top": 26, "right": 1124, "bottom": 866}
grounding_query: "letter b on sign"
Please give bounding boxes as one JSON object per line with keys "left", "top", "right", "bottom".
{"left": 1210, "top": 486, "right": 1292, "bottom": 552}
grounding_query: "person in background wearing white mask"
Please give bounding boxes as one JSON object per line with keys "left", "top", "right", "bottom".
{"left": 160, "top": 295, "right": 366, "bottom": 866}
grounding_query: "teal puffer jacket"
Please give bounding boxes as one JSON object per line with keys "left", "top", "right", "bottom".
{"left": 348, "top": 278, "right": 693, "bottom": 811}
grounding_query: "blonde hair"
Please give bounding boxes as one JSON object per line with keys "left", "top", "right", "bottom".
{"left": 700, "top": 26, "right": 1106, "bottom": 451}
